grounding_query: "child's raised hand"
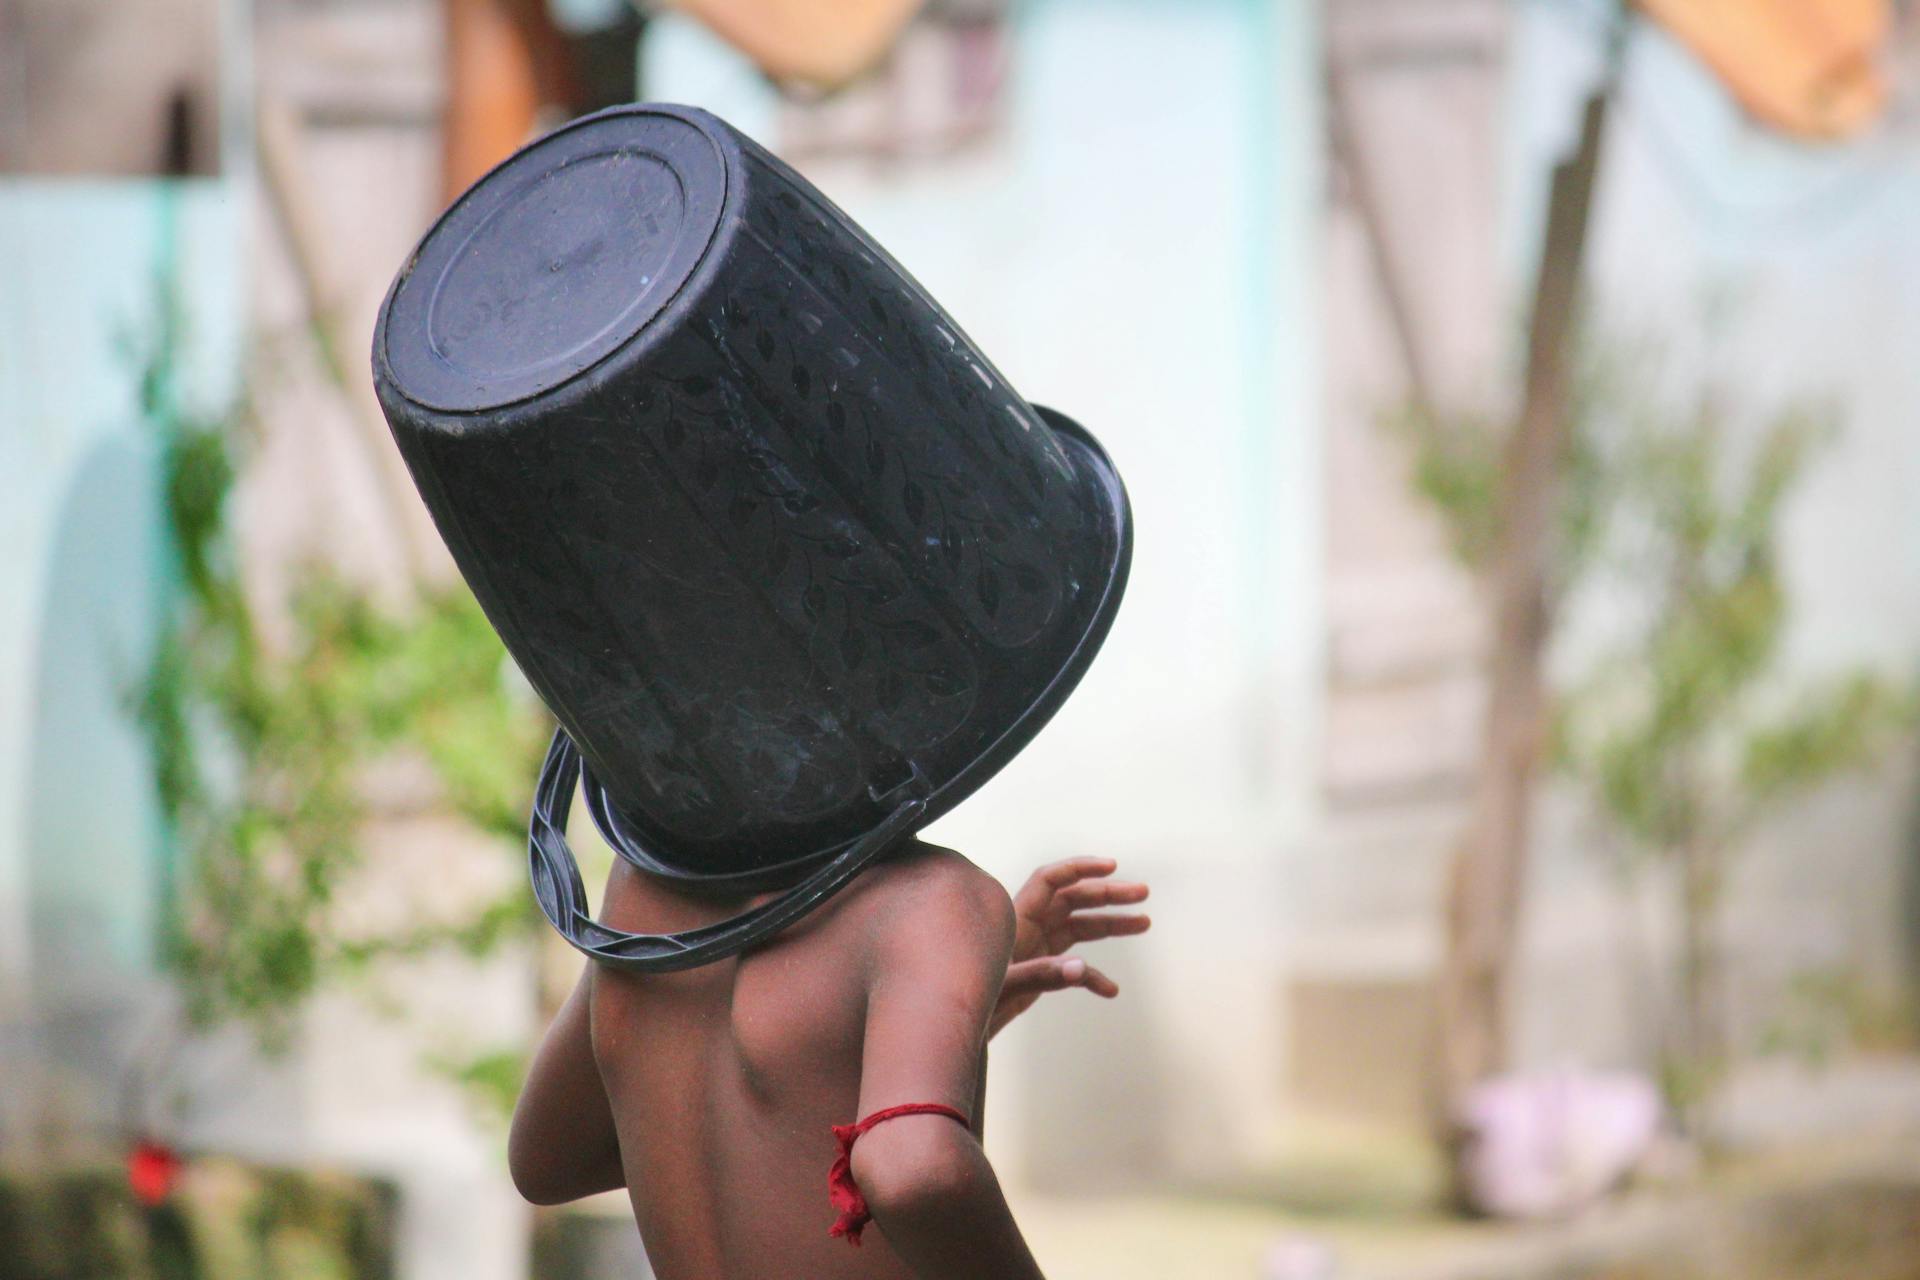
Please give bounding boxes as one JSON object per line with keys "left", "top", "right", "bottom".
{"left": 988, "top": 857, "right": 1150, "bottom": 1039}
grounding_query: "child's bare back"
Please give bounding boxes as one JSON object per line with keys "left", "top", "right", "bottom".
{"left": 510, "top": 842, "right": 1040, "bottom": 1278}
{"left": 597, "top": 842, "right": 1008, "bottom": 1277}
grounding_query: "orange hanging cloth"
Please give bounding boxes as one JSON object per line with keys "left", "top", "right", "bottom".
{"left": 1634, "top": 0, "right": 1892, "bottom": 141}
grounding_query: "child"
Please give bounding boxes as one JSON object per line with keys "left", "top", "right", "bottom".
{"left": 508, "top": 848, "right": 1147, "bottom": 1277}
{"left": 372, "top": 103, "right": 1138, "bottom": 1276}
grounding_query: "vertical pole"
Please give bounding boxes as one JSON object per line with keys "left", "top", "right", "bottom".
{"left": 1432, "top": 14, "right": 1625, "bottom": 1201}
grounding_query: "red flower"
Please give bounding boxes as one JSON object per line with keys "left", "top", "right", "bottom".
{"left": 127, "top": 1140, "right": 184, "bottom": 1207}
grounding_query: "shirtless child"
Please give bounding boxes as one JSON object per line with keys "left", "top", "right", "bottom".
{"left": 508, "top": 848, "right": 1147, "bottom": 1278}
{"left": 372, "top": 102, "right": 1137, "bottom": 1277}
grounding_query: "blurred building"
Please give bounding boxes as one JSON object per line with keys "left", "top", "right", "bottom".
{"left": 1, "top": 0, "right": 246, "bottom": 1176}
{"left": 5, "top": 1, "right": 1920, "bottom": 1276}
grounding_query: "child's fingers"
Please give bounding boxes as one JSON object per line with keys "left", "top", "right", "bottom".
{"left": 1066, "top": 912, "right": 1151, "bottom": 943}
{"left": 1001, "top": 957, "right": 1081, "bottom": 998}
{"left": 1057, "top": 880, "right": 1149, "bottom": 910}
{"left": 1030, "top": 857, "right": 1121, "bottom": 892}
{"left": 1001, "top": 956, "right": 1120, "bottom": 1000}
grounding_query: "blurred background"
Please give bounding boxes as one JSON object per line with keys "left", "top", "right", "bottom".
{"left": 6, "top": 0, "right": 1920, "bottom": 1277}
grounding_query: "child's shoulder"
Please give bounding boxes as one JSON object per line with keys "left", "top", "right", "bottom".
{"left": 859, "top": 840, "right": 1013, "bottom": 938}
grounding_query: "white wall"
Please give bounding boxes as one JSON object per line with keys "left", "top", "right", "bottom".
{"left": 1503, "top": 9, "right": 1920, "bottom": 1067}
{"left": 0, "top": 181, "right": 244, "bottom": 1147}
{"left": 648, "top": 0, "right": 1324, "bottom": 1183}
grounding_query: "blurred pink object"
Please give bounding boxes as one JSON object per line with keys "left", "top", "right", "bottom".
{"left": 1260, "top": 1234, "right": 1338, "bottom": 1280}
{"left": 1457, "top": 1068, "right": 1661, "bottom": 1218}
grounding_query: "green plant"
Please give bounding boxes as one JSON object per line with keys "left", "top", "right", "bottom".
{"left": 1758, "top": 964, "right": 1919, "bottom": 1067}
{"left": 0, "top": 1159, "right": 397, "bottom": 1280}
{"left": 1399, "top": 327, "right": 1913, "bottom": 1135}
{"left": 1558, "top": 393, "right": 1911, "bottom": 1132}
{"left": 128, "top": 278, "right": 550, "bottom": 1051}
{"left": 1386, "top": 325, "right": 1630, "bottom": 591}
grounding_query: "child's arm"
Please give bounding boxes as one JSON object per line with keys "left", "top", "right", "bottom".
{"left": 848, "top": 864, "right": 1047, "bottom": 1279}
{"left": 507, "top": 968, "right": 625, "bottom": 1204}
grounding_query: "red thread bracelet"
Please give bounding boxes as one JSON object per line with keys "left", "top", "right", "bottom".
{"left": 826, "top": 1102, "right": 970, "bottom": 1245}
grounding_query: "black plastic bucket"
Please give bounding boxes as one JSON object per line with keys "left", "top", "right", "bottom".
{"left": 373, "top": 104, "right": 1130, "bottom": 969}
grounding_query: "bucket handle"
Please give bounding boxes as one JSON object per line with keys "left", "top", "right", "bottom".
{"left": 528, "top": 730, "right": 928, "bottom": 971}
